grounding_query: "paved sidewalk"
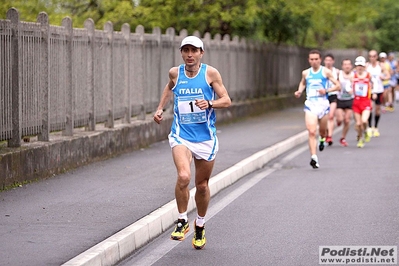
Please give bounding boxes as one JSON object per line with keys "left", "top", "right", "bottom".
{"left": 0, "top": 107, "right": 306, "bottom": 266}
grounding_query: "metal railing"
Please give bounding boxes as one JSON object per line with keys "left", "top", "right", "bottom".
{"left": 0, "top": 8, "right": 361, "bottom": 147}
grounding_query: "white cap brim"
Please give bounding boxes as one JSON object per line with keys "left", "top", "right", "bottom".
{"left": 180, "top": 36, "right": 204, "bottom": 50}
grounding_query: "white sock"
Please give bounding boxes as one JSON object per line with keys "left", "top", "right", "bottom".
{"left": 178, "top": 212, "right": 188, "bottom": 222}
{"left": 195, "top": 215, "right": 205, "bottom": 227}
{"left": 311, "top": 154, "right": 318, "bottom": 161}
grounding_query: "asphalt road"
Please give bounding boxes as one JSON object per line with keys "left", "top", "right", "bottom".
{"left": 118, "top": 110, "right": 399, "bottom": 266}
{"left": 0, "top": 107, "right": 307, "bottom": 266}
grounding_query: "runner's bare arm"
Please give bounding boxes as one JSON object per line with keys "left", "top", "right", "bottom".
{"left": 198, "top": 66, "right": 231, "bottom": 110}
{"left": 295, "top": 70, "right": 307, "bottom": 98}
{"left": 154, "top": 67, "right": 178, "bottom": 124}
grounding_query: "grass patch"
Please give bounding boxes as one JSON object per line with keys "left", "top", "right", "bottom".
{"left": 0, "top": 179, "right": 37, "bottom": 192}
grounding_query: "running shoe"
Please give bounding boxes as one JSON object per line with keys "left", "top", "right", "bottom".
{"left": 384, "top": 105, "right": 393, "bottom": 112}
{"left": 192, "top": 221, "right": 206, "bottom": 250}
{"left": 326, "top": 136, "right": 333, "bottom": 146}
{"left": 339, "top": 138, "right": 348, "bottom": 147}
{"left": 171, "top": 219, "right": 189, "bottom": 241}
{"left": 319, "top": 137, "right": 326, "bottom": 151}
{"left": 310, "top": 155, "right": 319, "bottom": 169}
{"left": 366, "top": 127, "right": 373, "bottom": 137}
{"left": 373, "top": 128, "right": 380, "bottom": 137}
{"left": 357, "top": 138, "right": 364, "bottom": 148}
{"left": 364, "top": 131, "right": 371, "bottom": 142}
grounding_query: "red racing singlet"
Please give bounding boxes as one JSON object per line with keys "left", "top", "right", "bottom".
{"left": 353, "top": 72, "right": 372, "bottom": 99}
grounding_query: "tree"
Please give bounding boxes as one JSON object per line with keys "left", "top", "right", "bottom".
{"left": 130, "top": 0, "right": 260, "bottom": 38}
{"left": 1, "top": 0, "right": 398, "bottom": 51}
{"left": 258, "top": 0, "right": 311, "bottom": 46}
{"left": 373, "top": 0, "right": 399, "bottom": 52}
{"left": 0, "top": 0, "right": 60, "bottom": 22}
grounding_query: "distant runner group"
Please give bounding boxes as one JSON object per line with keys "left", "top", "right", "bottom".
{"left": 295, "top": 50, "right": 398, "bottom": 169}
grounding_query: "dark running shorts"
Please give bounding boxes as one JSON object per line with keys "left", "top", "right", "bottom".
{"left": 337, "top": 99, "right": 353, "bottom": 110}
{"left": 371, "top": 93, "right": 383, "bottom": 105}
{"left": 328, "top": 94, "right": 338, "bottom": 103}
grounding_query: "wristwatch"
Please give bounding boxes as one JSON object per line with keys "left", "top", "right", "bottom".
{"left": 207, "top": 100, "right": 213, "bottom": 109}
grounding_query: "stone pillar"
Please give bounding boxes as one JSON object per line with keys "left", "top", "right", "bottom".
{"left": 136, "top": 25, "right": 145, "bottom": 120}
{"left": 7, "top": 8, "right": 21, "bottom": 147}
{"left": 104, "top": 21, "right": 114, "bottom": 128}
{"left": 84, "top": 19, "right": 95, "bottom": 131}
{"left": 37, "top": 12, "right": 50, "bottom": 141}
{"left": 62, "top": 17, "right": 74, "bottom": 136}
{"left": 122, "top": 23, "right": 131, "bottom": 124}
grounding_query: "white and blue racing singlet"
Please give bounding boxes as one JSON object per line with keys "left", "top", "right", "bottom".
{"left": 326, "top": 67, "right": 338, "bottom": 95}
{"left": 305, "top": 66, "right": 329, "bottom": 101}
{"left": 366, "top": 63, "right": 384, "bottom": 93}
{"left": 171, "top": 64, "right": 216, "bottom": 143}
{"left": 337, "top": 70, "right": 353, "bottom": 101}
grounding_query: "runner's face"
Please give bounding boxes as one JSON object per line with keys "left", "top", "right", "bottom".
{"left": 181, "top": 45, "right": 203, "bottom": 66}
{"left": 356, "top": 65, "right": 365, "bottom": 74}
{"left": 369, "top": 53, "right": 378, "bottom": 63}
{"left": 308, "top": 53, "right": 321, "bottom": 68}
{"left": 324, "top": 57, "right": 334, "bottom": 68}
{"left": 342, "top": 60, "right": 352, "bottom": 73}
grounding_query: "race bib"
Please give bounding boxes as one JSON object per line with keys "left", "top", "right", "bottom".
{"left": 354, "top": 82, "right": 368, "bottom": 97}
{"left": 178, "top": 95, "right": 207, "bottom": 124}
{"left": 340, "top": 81, "right": 352, "bottom": 99}
{"left": 307, "top": 85, "right": 323, "bottom": 98}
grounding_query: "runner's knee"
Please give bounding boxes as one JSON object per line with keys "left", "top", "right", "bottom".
{"left": 308, "top": 128, "right": 317, "bottom": 138}
{"left": 195, "top": 178, "right": 210, "bottom": 194}
{"left": 177, "top": 171, "right": 191, "bottom": 188}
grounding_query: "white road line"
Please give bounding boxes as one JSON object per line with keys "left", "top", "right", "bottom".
{"left": 127, "top": 145, "right": 307, "bottom": 266}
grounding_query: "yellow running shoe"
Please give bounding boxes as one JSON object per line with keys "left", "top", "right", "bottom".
{"left": 366, "top": 127, "right": 373, "bottom": 137}
{"left": 357, "top": 138, "right": 364, "bottom": 148}
{"left": 192, "top": 221, "right": 206, "bottom": 250}
{"left": 171, "top": 219, "right": 189, "bottom": 241}
{"left": 364, "top": 131, "right": 371, "bottom": 142}
{"left": 373, "top": 128, "right": 380, "bottom": 137}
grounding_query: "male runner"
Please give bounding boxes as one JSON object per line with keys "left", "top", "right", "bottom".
{"left": 352, "top": 56, "right": 375, "bottom": 148}
{"left": 154, "top": 36, "right": 231, "bottom": 249}
{"left": 323, "top": 54, "right": 340, "bottom": 146}
{"left": 366, "top": 50, "right": 390, "bottom": 137}
{"left": 335, "top": 59, "right": 354, "bottom": 147}
{"left": 387, "top": 52, "right": 397, "bottom": 110}
{"left": 379, "top": 52, "right": 393, "bottom": 112}
{"left": 295, "top": 50, "right": 340, "bottom": 169}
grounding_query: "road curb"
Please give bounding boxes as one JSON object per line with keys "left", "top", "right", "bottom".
{"left": 62, "top": 130, "right": 308, "bottom": 266}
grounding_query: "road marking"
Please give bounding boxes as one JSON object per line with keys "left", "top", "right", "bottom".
{"left": 126, "top": 144, "right": 308, "bottom": 266}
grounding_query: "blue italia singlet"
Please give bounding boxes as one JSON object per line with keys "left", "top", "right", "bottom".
{"left": 305, "top": 66, "right": 329, "bottom": 101}
{"left": 171, "top": 64, "right": 216, "bottom": 143}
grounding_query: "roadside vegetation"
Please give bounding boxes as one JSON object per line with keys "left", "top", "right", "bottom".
{"left": 1, "top": 0, "right": 398, "bottom": 51}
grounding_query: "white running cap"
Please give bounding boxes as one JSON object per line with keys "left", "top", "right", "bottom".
{"left": 180, "top": 36, "right": 204, "bottom": 50}
{"left": 354, "top": 56, "right": 366, "bottom": 66}
{"left": 379, "top": 52, "right": 387, "bottom": 58}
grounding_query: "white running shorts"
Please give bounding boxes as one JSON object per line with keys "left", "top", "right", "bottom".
{"left": 168, "top": 132, "right": 218, "bottom": 161}
{"left": 304, "top": 99, "right": 330, "bottom": 119}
